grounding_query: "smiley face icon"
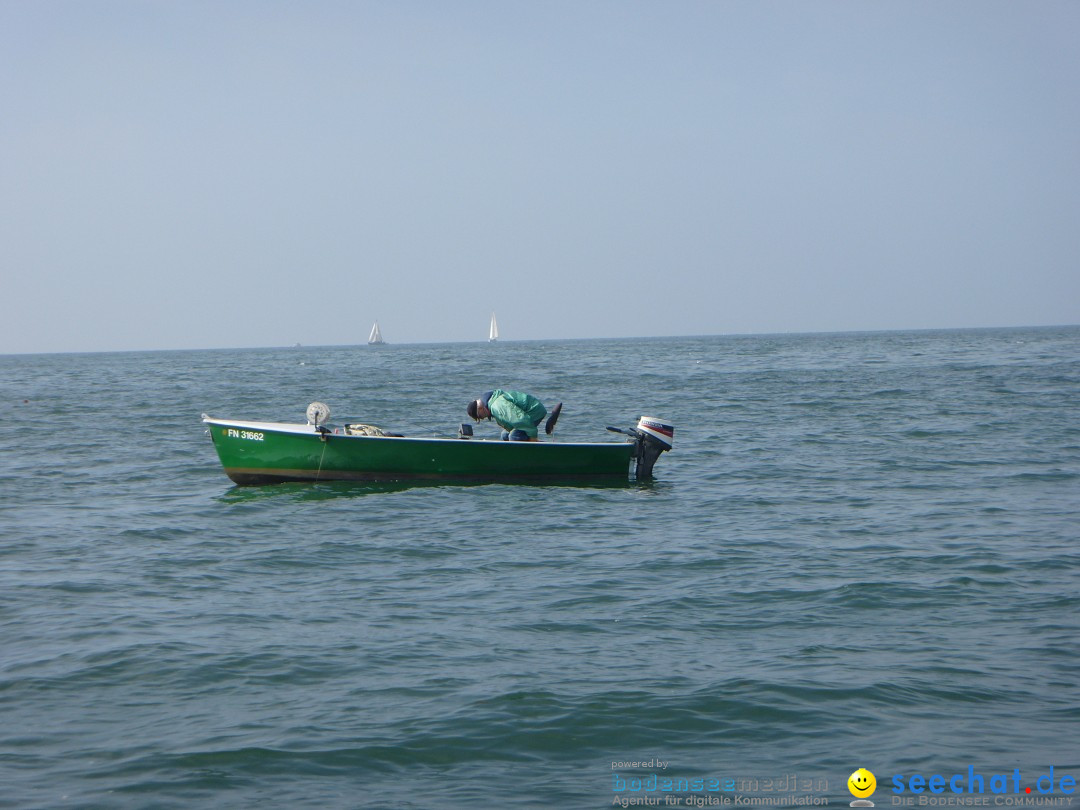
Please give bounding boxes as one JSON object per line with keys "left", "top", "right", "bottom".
{"left": 848, "top": 768, "right": 877, "bottom": 798}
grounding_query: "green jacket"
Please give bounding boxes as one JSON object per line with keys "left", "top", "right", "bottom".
{"left": 484, "top": 389, "right": 547, "bottom": 439}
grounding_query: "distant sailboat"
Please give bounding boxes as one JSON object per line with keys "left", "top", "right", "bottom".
{"left": 368, "top": 321, "right": 386, "bottom": 345}
{"left": 488, "top": 312, "right": 499, "bottom": 343}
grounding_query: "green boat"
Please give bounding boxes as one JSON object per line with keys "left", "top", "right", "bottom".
{"left": 202, "top": 402, "right": 674, "bottom": 486}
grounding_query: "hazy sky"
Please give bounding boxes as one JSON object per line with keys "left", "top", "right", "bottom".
{"left": 2, "top": 1, "right": 1078, "bottom": 353}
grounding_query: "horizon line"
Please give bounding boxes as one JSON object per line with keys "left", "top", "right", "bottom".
{"left": 2, "top": 323, "right": 1077, "bottom": 358}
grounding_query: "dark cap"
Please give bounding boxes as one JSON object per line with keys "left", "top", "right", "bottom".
{"left": 466, "top": 400, "right": 479, "bottom": 421}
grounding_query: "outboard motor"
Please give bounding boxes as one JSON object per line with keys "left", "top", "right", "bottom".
{"left": 608, "top": 416, "right": 675, "bottom": 478}
{"left": 632, "top": 416, "right": 674, "bottom": 478}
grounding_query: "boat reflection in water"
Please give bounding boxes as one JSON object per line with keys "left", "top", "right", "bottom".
{"left": 217, "top": 475, "right": 657, "bottom": 504}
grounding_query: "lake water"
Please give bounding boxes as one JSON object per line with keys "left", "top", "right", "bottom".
{"left": 1, "top": 327, "right": 1078, "bottom": 809}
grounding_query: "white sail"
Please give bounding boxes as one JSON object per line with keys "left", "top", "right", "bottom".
{"left": 489, "top": 312, "right": 499, "bottom": 342}
{"left": 368, "top": 321, "right": 385, "bottom": 345}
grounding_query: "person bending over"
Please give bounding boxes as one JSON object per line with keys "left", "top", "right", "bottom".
{"left": 466, "top": 389, "right": 547, "bottom": 441}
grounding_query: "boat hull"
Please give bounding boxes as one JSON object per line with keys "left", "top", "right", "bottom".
{"left": 203, "top": 418, "right": 635, "bottom": 485}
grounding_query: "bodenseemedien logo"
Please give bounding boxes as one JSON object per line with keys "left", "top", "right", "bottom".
{"left": 849, "top": 768, "right": 878, "bottom": 807}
